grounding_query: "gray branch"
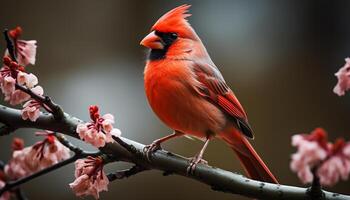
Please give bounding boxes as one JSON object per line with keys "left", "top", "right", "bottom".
{"left": 0, "top": 105, "right": 349, "bottom": 200}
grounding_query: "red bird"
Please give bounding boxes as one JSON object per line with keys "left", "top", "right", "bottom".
{"left": 140, "top": 4, "right": 278, "bottom": 183}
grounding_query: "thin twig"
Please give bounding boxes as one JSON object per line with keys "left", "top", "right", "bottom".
{"left": 54, "top": 133, "right": 83, "bottom": 155}
{"left": 107, "top": 165, "right": 148, "bottom": 181}
{"left": 3, "top": 30, "right": 16, "bottom": 60}
{"left": 14, "top": 84, "right": 64, "bottom": 120}
{"left": 307, "top": 167, "right": 325, "bottom": 200}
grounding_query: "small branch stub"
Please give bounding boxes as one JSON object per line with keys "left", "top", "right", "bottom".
{"left": 307, "top": 167, "right": 325, "bottom": 200}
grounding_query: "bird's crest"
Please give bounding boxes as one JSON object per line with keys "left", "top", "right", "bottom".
{"left": 152, "top": 4, "right": 195, "bottom": 38}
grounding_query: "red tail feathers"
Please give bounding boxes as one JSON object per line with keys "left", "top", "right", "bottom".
{"left": 222, "top": 131, "right": 278, "bottom": 183}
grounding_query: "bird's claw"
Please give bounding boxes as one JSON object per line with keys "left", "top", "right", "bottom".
{"left": 143, "top": 142, "right": 161, "bottom": 161}
{"left": 186, "top": 156, "right": 208, "bottom": 175}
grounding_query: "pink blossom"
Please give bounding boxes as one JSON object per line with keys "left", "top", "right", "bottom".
{"left": 297, "top": 166, "right": 314, "bottom": 184}
{"left": 291, "top": 128, "right": 350, "bottom": 186}
{"left": 69, "top": 157, "right": 109, "bottom": 199}
{"left": 290, "top": 133, "right": 327, "bottom": 184}
{"left": 290, "top": 128, "right": 328, "bottom": 184}
{"left": 4, "top": 132, "right": 70, "bottom": 180}
{"left": 0, "top": 65, "right": 10, "bottom": 83}
{"left": 24, "top": 73, "right": 38, "bottom": 88}
{"left": 21, "top": 100, "right": 41, "bottom": 121}
{"left": 31, "top": 85, "right": 44, "bottom": 95}
{"left": 5, "top": 147, "right": 33, "bottom": 179}
{"left": 16, "top": 71, "right": 26, "bottom": 85}
{"left": 27, "top": 131, "right": 70, "bottom": 170}
{"left": 5, "top": 90, "right": 30, "bottom": 106}
{"left": 16, "top": 40, "right": 37, "bottom": 66}
{"left": 17, "top": 71, "right": 38, "bottom": 88}
{"left": 8, "top": 26, "right": 37, "bottom": 66}
{"left": 88, "top": 129, "right": 107, "bottom": 148}
{"left": 1, "top": 59, "right": 42, "bottom": 106}
{"left": 317, "top": 156, "right": 349, "bottom": 186}
{"left": 1, "top": 69, "right": 31, "bottom": 105}
{"left": 1, "top": 76, "right": 15, "bottom": 95}
{"left": 76, "top": 124, "right": 89, "bottom": 140}
{"left": 77, "top": 124, "right": 88, "bottom": 139}
{"left": 102, "top": 113, "right": 114, "bottom": 133}
{"left": 5, "top": 85, "right": 43, "bottom": 106}
{"left": 317, "top": 140, "right": 350, "bottom": 186}
{"left": 334, "top": 58, "right": 350, "bottom": 96}
{"left": 0, "top": 28, "right": 41, "bottom": 105}
{"left": 76, "top": 105, "right": 121, "bottom": 148}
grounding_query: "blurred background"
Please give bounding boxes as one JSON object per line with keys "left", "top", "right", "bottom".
{"left": 1, "top": 0, "right": 350, "bottom": 199}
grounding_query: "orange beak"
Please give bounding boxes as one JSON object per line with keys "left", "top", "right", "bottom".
{"left": 140, "top": 31, "right": 164, "bottom": 49}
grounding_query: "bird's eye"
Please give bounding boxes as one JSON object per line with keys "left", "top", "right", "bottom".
{"left": 154, "top": 31, "right": 162, "bottom": 36}
{"left": 170, "top": 33, "right": 178, "bottom": 40}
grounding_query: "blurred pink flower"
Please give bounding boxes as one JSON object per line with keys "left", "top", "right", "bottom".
{"left": 69, "top": 157, "right": 109, "bottom": 199}
{"left": 76, "top": 105, "right": 121, "bottom": 148}
{"left": 334, "top": 58, "right": 350, "bottom": 96}
{"left": 5, "top": 147, "right": 33, "bottom": 179}
{"left": 291, "top": 128, "right": 350, "bottom": 186}
{"left": 317, "top": 139, "right": 350, "bottom": 186}
{"left": 21, "top": 100, "right": 41, "bottom": 121}
{"left": 28, "top": 131, "right": 70, "bottom": 169}
{"left": 290, "top": 129, "right": 328, "bottom": 184}
{"left": 4, "top": 132, "right": 70, "bottom": 180}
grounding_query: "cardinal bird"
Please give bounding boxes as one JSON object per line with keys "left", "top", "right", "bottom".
{"left": 140, "top": 4, "right": 278, "bottom": 183}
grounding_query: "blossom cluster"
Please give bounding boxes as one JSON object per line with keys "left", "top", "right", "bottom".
{"left": 76, "top": 105, "right": 121, "bottom": 148}
{"left": 290, "top": 128, "right": 350, "bottom": 186}
{"left": 4, "top": 132, "right": 70, "bottom": 180}
{"left": 0, "top": 26, "right": 118, "bottom": 200}
{"left": 0, "top": 26, "right": 43, "bottom": 122}
{"left": 69, "top": 157, "right": 109, "bottom": 199}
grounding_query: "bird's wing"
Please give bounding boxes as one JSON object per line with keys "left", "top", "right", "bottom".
{"left": 191, "top": 61, "right": 254, "bottom": 138}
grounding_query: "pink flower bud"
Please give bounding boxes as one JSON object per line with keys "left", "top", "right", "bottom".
{"left": 69, "top": 157, "right": 108, "bottom": 199}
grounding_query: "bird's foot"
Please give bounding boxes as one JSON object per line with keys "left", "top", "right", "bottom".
{"left": 186, "top": 155, "right": 208, "bottom": 175}
{"left": 143, "top": 142, "right": 162, "bottom": 161}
